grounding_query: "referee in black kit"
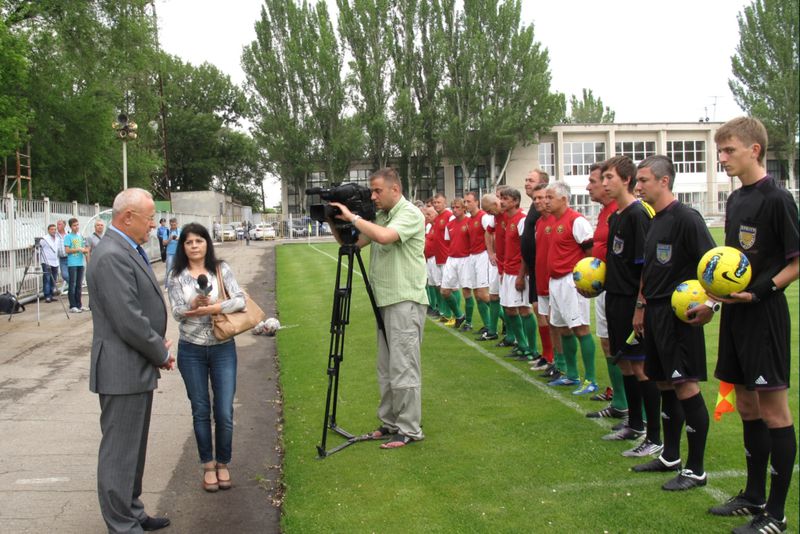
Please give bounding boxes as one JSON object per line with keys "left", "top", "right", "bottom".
{"left": 630, "top": 155, "right": 717, "bottom": 491}
{"left": 707, "top": 117, "right": 799, "bottom": 534}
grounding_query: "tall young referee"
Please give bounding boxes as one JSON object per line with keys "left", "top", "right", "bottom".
{"left": 708, "top": 117, "right": 799, "bottom": 534}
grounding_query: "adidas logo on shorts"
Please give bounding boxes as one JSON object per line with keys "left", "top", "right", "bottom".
{"left": 671, "top": 370, "right": 682, "bottom": 379}
{"left": 755, "top": 376, "right": 768, "bottom": 385}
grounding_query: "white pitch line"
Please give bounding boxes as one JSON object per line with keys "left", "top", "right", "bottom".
{"left": 15, "top": 477, "right": 70, "bottom": 485}
{"left": 308, "top": 244, "right": 363, "bottom": 279}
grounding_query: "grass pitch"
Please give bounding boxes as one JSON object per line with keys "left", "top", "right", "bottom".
{"left": 275, "top": 232, "right": 798, "bottom": 533}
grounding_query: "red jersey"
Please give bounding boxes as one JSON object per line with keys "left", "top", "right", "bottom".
{"left": 535, "top": 214, "right": 555, "bottom": 295}
{"left": 591, "top": 200, "right": 617, "bottom": 261}
{"left": 503, "top": 209, "right": 527, "bottom": 275}
{"left": 446, "top": 216, "right": 471, "bottom": 258}
{"left": 468, "top": 210, "right": 489, "bottom": 254}
{"left": 548, "top": 208, "right": 594, "bottom": 278}
{"left": 432, "top": 209, "right": 452, "bottom": 264}
{"left": 494, "top": 212, "right": 507, "bottom": 275}
{"left": 424, "top": 224, "right": 435, "bottom": 259}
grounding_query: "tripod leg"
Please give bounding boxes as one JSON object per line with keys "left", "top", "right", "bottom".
{"left": 46, "top": 268, "right": 70, "bottom": 318}
{"left": 354, "top": 249, "right": 387, "bottom": 346}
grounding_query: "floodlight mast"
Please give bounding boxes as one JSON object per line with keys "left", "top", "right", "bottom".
{"left": 111, "top": 113, "right": 138, "bottom": 190}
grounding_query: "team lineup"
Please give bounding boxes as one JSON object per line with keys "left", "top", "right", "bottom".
{"left": 418, "top": 117, "right": 798, "bottom": 534}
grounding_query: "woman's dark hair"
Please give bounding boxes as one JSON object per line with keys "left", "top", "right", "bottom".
{"left": 170, "top": 223, "right": 221, "bottom": 277}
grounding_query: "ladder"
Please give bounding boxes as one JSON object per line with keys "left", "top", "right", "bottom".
{"left": 3, "top": 144, "right": 32, "bottom": 199}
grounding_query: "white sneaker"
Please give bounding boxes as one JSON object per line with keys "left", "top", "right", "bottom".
{"left": 69, "top": 307, "right": 82, "bottom": 313}
{"left": 622, "top": 439, "right": 664, "bottom": 457}
{"left": 80, "top": 307, "right": 90, "bottom": 312}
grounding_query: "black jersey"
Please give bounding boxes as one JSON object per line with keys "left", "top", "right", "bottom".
{"left": 724, "top": 176, "right": 800, "bottom": 291}
{"left": 642, "top": 200, "right": 716, "bottom": 300}
{"left": 605, "top": 201, "right": 651, "bottom": 296}
{"left": 520, "top": 209, "right": 540, "bottom": 269}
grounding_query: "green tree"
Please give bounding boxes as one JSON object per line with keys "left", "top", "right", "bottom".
{"left": 214, "top": 128, "right": 265, "bottom": 207}
{"left": 0, "top": 13, "right": 30, "bottom": 159}
{"left": 568, "top": 88, "right": 615, "bottom": 124}
{"left": 729, "top": 0, "right": 799, "bottom": 190}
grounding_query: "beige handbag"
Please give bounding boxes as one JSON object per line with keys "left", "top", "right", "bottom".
{"left": 212, "top": 265, "right": 266, "bottom": 341}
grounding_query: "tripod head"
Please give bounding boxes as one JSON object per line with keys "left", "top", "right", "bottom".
{"left": 334, "top": 221, "right": 361, "bottom": 246}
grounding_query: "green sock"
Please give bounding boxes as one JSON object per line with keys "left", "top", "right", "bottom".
{"left": 578, "top": 334, "right": 596, "bottom": 383}
{"left": 453, "top": 291, "right": 462, "bottom": 311}
{"left": 554, "top": 350, "right": 566, "bottom": 372}
{"left": 607, "top": 359, "right": 628, "bottom": 410}
{"left": 499, "top": 307, "right": 514, "bottom": 342}
{"left": 444, "top": 293, "right": 461, "bottom": 318}
{"left": 477, "top": 300, "right": 490, "bottom": 330}
{"left": 521, "top": 314, "right": 538, "bottom": 354}
{"left": 437, "top": 289, "right": 450, "bottom": 317}
{"left": 489, "top": 300, "right": 500, "bottom": 335}
{"left": 426, "top": 286, "right": 437, "bottom": 310}
{"left": 506, "top": 314, "right": 529, "bottom": 352}
{"left": 561, "top": 334, "right": 579, "bottom": 381}
{"left": 464, "top": 296, "right": 475, "bottom": 324}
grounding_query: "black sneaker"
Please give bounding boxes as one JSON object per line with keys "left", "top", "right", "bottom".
{"left": 529, "top": 357, "right": 549, "bottom": 371}
{"left": 495, "top": 338, "right": 516, "bottom": 348}
{"left": 454, "top": 316, "right": 467, "bottom": 329}
{"left": 601, "top": 426, "right": 644, "bottom": 441}
{"left": 590, "top": 387, "right": 614, "bottom": 402}
{"left": 586, "top": 405, "right": 628, "bottom": 419}
{"left": 662, "top": 469, "right": 707, "bottom": 491}
{"left": 477, "top": 326, "right": 488, "bottom": 335}
{"left": 459, "top": 322, "right": 472, "bottom": 332}
{"left": 708, "top": 491, "right": 766, "bottom": 516}
{"left": 732, "top": 512, "right": 787, "bottom": 534}
{"left": 631, "top": 455, "right": 682, "bottom": 473}
{"left": 611, "top": 417, "right": 629, "bottom": 431}
{"left": 540, "top": 366, "right": 560, "bottom": 379}
{"left": 475, "top": 331, "right": 499, "bottom": 341}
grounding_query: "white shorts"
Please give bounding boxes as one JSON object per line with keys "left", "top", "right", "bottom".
{"left": 537, "top": 295, "right": 550, "bottom": 317}
{"left": 489, "top": 265, "right": 500, "bottom": 295}
{"left": 427, "top": 258, "right": 442, "bottom": 286}
{"left": 468, "top": 251, "right": 490, "bottom": 289}
{"left": 499, "top": 274, "right": 530, "bottom": 308}
{"left": 595, "top": 292, "right": 608, "bottom": 338}
{"left": 548, "top": 274, "right": 591, "bottom": 328}
{"left": 442, "top": 257, "right": 470, "bottom": 290}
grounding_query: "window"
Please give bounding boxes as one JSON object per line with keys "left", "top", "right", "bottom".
{"left": 308, "top": 171, "right": 327, "bottom": 188}
{"left": 454, "top": 165, "right": 488, "bottom": 195}
{"left": 717, "top": 190, "right": 729, "bottom": 213}
{"left": 454, "top": 166, "right": 464, "bottom": 194}
{"left": 563, "top": 141, "right": 605, "bottom": 176}
{"left": 677, "top": 191, "right": 705, "bottom": 210}
{"left": 347, "top": 169, "right": 371, "bottom": 186}
{"left": 416, "top": 167, "right": 432, "bottom": 201}
{"left": 286, "top": 182, "right": 301, "bottom": 215}
{"left": 571, "top": 193, "right": 599, "bottom": 221}
{"left": 436, "top": 166, "right": 444, "bottom": 194}
{"left": 539, "top": 142, "right": 555, "bottom": 176}
{"left": 615, "top": 141, "right": 655, "bottom": 163}
{"left": 667, "top": 140, "right": 706, "bottom": 173}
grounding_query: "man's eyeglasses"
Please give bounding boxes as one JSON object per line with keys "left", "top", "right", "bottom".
{"left": 131, "top": 211, "right": 156, "bottom": 223}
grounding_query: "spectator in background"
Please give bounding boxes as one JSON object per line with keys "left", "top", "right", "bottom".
{"left": 56, "top": 219, "right": 69, "bottom": 293}
{"left": 64, "top": 217, "right": 89, "bottom": 313}
{"left": 164, "top": 218, "right": 181, "bottom": 289}
{"left": 157, "top": 218, "right": 169, "bottom": 263}
{"left": 86, "top": 219, "right": 106, "bottom": 262}
{"left": 40, "top": 224, "right": 61, "bottom": 303}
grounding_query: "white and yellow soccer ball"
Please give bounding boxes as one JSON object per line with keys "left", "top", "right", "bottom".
{"left": 253, "top": 317, "right": 281, "bottom": 336}
{"left": 572, "top": 257, "right": 606, "bottom": 297}
{"left": 671, "top": 280, "right": 708, "bottom": 323}
{"left": 697, "top": 246, "right": 752, "bottom": 297}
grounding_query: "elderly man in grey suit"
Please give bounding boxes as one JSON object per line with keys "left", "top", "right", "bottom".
{"left": 87, "top": 188, "right": 175, "bottom": 533}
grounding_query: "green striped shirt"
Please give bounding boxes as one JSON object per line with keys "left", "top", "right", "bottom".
{"left": 368, "top": 196, "right": 429, "bottom": 307}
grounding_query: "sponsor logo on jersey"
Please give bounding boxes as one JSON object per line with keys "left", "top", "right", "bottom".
{"left": 461, "top": 225, "right": 468, "bottom": 232}
{"left": 755, "top": 375, "right": 768, "bottom": 385}
{"left": 510, "top": 223, "right": 516, "bottom": 232}
{"left": 739, "top": 225, "right": 757, "bottom": 250}
{"left": 657, "top": 243, "right": 672, "bottom": 264}
{"left": 556, "top": 224, "right": 565, "bottom": 234}
{"left": 545, "top": 226, "right": 552, "bottom": 234}
{"left": 612, "top": 235, "right": 624, "bottom": 255}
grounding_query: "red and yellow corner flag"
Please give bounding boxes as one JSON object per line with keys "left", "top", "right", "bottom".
{"left": 714, "top": 381, "right": 736, "bottom": 421}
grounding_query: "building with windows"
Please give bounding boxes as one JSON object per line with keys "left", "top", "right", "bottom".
{"left": 283, "top": 122, "right": 795, "bottom": 219}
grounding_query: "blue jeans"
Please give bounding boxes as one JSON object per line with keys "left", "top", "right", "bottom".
{"left": 42, "top": 264, "right": 59, "bottom": 299}
{"left": 59, "top": 257, "right": 69, "bottom": 285}
{"left": 67, "top": 266, "right": 84, "bottom": 309}
{"left": 165, "top": 254, "right": 176, "bottom": 289}
{"left": 178, "top": 339, "right": 237, "bottom": 464}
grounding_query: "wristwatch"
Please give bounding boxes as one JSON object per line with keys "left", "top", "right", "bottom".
{"left": 351, "top": 215, "right": 362, "bottom": 223}
{"left": 704, "top": 299, "right": 722, "bottom": 313}
{"left": 635, "top": 300, "right": 646, "bottom": 310}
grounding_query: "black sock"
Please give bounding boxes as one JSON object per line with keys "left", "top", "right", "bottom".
{"left": 622, "top": 374, "right": 643, "bottom": 431}
{"left": 660, "top": 389, "right": 684, "bottom": 463}
{"left": 766, "top": 425, "right": 797, "bottom": 519}
{"left": 680, "top": 392, "right": 709, "bottom": 475}
{"left": 640, "top": 379, "right": 662, "bottom": 444}
{"left": 742, "top": 418, "right": 770, "bottom": 504}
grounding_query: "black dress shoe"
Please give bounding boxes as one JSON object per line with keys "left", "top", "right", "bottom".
{"left": 141, "top": 516, "right": 171, "bottom": 531}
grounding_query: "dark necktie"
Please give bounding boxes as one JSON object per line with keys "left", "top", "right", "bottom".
{"left": 136, "top": 245, "right": 152, "bottom": 270}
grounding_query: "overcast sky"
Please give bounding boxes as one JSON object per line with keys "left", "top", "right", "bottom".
{"left": 155, "top": 0, "right": 751, "bottom": 204}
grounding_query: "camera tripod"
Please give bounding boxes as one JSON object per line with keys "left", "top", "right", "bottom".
{"left": 10, "top": 242, "right": 70, "bottom": 325}
{"left": 317, "top": 234, "right": 387, "bottom": 459}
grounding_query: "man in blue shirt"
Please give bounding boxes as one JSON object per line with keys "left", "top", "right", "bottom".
{"left": 164, "top": 218, "right": 180, "bottom": 289}
{"left": 156, "top": 218, "right": 169, "bottom": 263}
{"left": 63, "top": 218, "right": 89, "bottom": 312}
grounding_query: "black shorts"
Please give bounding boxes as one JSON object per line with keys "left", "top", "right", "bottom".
{"left": 715, "top": 293, "right": 791, "bottom": 390}
{"left": 643, "top": 300, "right": 707, "bottom": 383}
{"left": 606, "top": 293, "right": 645, "bottom": 361}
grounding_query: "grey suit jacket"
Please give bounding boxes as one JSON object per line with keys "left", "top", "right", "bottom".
{"left": 87, "top": 229, "right": 168, "bottom": 395}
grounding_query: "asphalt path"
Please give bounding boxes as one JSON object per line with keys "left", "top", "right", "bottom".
{"left": 0, "top": 239, "right": 282, "bottom": 534}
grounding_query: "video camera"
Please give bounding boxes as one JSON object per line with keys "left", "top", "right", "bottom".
{"left": 306, "top": 183, "right": 376, "bottom": 224}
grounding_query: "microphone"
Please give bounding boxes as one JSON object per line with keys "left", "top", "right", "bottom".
{"left": 196, "top": 274, "right": 213, "bottom": 297}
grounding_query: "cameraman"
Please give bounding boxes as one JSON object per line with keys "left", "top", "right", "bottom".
{"left": 328, "top": 168, "right": 428, "bottom": 449}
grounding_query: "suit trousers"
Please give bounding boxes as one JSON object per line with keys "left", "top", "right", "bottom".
{"left": 376, "top": 301, "right": 426, "bottom": 440}
{"left": 97, "top": 392, "right": 153, "bottom": 534}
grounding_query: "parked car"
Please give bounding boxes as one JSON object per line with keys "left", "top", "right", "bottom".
{"left": 222, "top": 225, "right": 237, "bottom": 241}
{"left": 249, "top": 223, "right": 276, "bottom": 240}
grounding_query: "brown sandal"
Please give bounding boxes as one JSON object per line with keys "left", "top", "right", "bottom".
{"left": 203, "top": 466, "right": 219, "bottom": 492}
{"left": 216, "top": 463, "right": 232, "bottom": 490}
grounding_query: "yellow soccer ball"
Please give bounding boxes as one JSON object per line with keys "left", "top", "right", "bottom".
{"left": 572, "top": 257, "right": 606, "bottom": 297}
{"left": 697, "top": 246, "right": 752, "bottom": 297}
{"left": 671, "top": 280, "right": 708, "bottom": 323}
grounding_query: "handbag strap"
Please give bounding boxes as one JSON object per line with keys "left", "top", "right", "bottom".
{"left": 215, "top": 264, "right": 228, "bottom": 301}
